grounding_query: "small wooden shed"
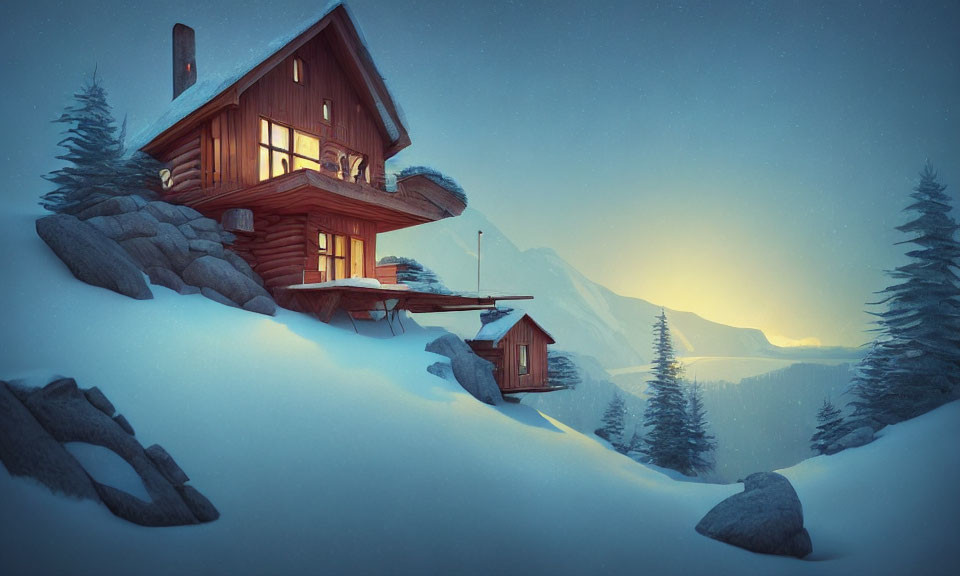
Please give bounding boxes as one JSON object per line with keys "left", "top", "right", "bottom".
{"left": 467, "top": 309, "right": 564, "bottom": 394}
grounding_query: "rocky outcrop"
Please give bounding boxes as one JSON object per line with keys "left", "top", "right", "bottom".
{"left": 0, "top": 377, "right": 219, "bottom": 527}
{"left": 39, "top": 195, "right": 275, "bottom": 315}
{"left": 696, "top": 472, "right": 812, "bottom": 558}
{"left": 426, "top": 334, "right": 502, "bottom": 406}
{"left": 36, "top": 214, "right": 153, "bottom": 300}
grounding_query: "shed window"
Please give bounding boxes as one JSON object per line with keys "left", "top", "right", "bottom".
{"left": 518, "top": 345, "right": 529, "bottom": 376}
{"left": 293, "top": 58, "right": 304, "bottom": 84}
{"left": 259, "top": 118, "right": 322, "bottom": 182}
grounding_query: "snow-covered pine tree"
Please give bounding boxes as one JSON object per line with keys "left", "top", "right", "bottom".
{"left": 810, "top": 398, "right": 848, "bottom": 455}
{"left": 685, "top": 380, "right": 716, "bottom": 475}
{"left": 847, "top": 340, "right": 895, "bottom": 428}
{"left": 595, "top": 392, "right": 627, "bottom": 452}
{"left": 42, "top": 71, "right": 129, "bottom": 214}
{"left": 547, "top": 351, "right": 581, "bottom": 389}
{"left": 853, "top": 164, "right": 960, "bottom": 424}
{"left": 642, "top": 309, "right": 691, "bottom": 474}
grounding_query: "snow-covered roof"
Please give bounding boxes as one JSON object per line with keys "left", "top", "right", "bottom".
{"left": 472, "top": 309, "right": 555, "bottom": 345}
{"left": 131, "top": 2, "right": 406, "bottom": 153}
{"left": 396, "top": 166, "right": 468, "bottom": 205}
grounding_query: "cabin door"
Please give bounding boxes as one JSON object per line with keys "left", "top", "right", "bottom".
{"left": 350, "top": 238, "right": 365, "bottom": 278}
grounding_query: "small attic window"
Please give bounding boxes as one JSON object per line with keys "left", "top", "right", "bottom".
{"left": 293, "top": 57, "right": 304, "bottom": 84}
{"left": 322, "top": 99, "right": 332, "bottom": 124}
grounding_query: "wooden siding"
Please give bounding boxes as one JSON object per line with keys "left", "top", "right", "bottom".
{"left": 234, "top": 29, "right": 387, "bottom": 192}
{"left": 229, "top": 213, "right": 307, "bottom": 291}
{"left": 157, "top": 129, "right": 202, "bottom": 203}
{"left": 469, "top": 316, "right": 551, "bottom": 392}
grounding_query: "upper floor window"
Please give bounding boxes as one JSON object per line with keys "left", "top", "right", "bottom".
{"left": 293, "top": 57, "right": 304, "bottom": 84}
{"left": 259, "top": 118, "right": 321, "bottom": 181}
{"left": 322, "top": 99, "right": 332, "bottom": 124}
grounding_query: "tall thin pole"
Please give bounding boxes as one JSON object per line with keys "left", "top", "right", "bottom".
{"left": 477, "top": 229, "right": 483, "bottom": 297}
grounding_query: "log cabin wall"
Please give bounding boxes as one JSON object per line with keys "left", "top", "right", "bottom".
{"left": 497, "top": 318, "right": 550, "bottom": 391}
{"left": 230, "top": 213, "right": 308, "bottom": 291}
{"left": 158, "top": 128, "right": 203, "bottom": 203}
{"left": 233, "top": 29, "right": 388, "bottom": 191}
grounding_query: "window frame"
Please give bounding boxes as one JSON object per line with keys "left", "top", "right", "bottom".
{"left": 321, "top": 99, "right": 333, "bottom": 124}
{"left": 518, "top": 344, "right": 529, "bottom": 376}
{"left": 293, "top": 57, "right": 304, "bottom": 85}
{"left": 259, "top": 117, "right": 322, "bottom": 182}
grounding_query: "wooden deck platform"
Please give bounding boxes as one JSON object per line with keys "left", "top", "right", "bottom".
{"left": 275, "top": 284, "right": 532, "bottom": 324}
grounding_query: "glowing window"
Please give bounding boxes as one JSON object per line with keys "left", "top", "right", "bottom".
{"left": 518, "top": 345, "right": 529, "bottom": 376}
{"left": 259, "top": 118, "right": 323, "bottom": 182}
{"left": 322, "top": 99, "right": 332, "bottom": 123}
{"left": 212, "top": 137, "right": 221, "bottom": 183}
{"left": 293, "top": 58, "right": 303, "bottom": 84}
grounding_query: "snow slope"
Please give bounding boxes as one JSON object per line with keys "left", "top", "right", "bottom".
{"left": 378, "top": 208, "right": 859, "bottom": 370}
{"left": 2, "top": 204, "right": 959, "bottom": 575}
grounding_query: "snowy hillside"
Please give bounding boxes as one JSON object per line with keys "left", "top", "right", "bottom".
{"left": 2, "top": 203, "right": 960, "bottom": 575}
{"left": 378, "top": 208, "right": 858, "bottom": 370}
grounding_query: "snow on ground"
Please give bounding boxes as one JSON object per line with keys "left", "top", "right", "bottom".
{"left": 2, "top": 205, "right": 959, "bottom": 575}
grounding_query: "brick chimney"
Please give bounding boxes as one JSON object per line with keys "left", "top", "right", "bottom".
{"left": 172, "top": 23, "right": 197, "bottom": 100}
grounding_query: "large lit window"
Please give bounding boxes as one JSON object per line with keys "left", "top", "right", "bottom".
{"left": 518, "top": 345, "right": 529, "bottom": 376}
{"left": 259, "top": 118, "right": 322, "bottom": 182}
{"left": 317, "top": 232, "right": 347, "bottom": 281}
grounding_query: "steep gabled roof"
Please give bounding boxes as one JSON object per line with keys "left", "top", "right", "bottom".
{"left": 473, "top": 310, "right": 556, "bottom": 346}
{"left": 134, "top": 2, "right": 410, "bottom": 158}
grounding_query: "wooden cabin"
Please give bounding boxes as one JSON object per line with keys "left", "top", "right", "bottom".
{"left": 138, "top": 4, "right": 527, "bottom": 321}
{"left": 467, "top": 309, "right": 564, "bottom": 394}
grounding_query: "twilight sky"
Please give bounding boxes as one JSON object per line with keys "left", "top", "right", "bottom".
{"left": 2, "top": 0, "right": 958, "bottom": 347}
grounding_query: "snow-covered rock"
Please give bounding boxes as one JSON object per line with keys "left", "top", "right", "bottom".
{"left": 36, "top": 214, "right": 153, "bottom": 301}
{"left": 182, "top": 255, "right": 271, "bottom": 310}
{"left": 696, "top": 472, "right": 813, "bottom": 558}
{"left": 0, "top": 377, "right": 217, "bottom": 527}
{"left": 426, "top": 334, "right": 502, "bottom": 405}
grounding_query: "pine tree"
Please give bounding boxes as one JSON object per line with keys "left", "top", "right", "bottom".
{"left": 547, "top": 351, "right": 581, "bottom": 389}
{"left": 642, "top": 309, "right": 691, "bottom": 474}
{"left": 41, "top": 71, "right": 157, "bottom": 215}
{"left": 810, "top": 398, "right": 848, "bottom": 455}
{"left": 685, "top": 380, "right": 716, "bottom": 475}
{"left": 595, "top": 392, "right": 626, "bottom": 452}
{"left": 852, "top": 164, "right": 960, "bottom": 424}
{"left": 626, "top": 426, "right": 646, "bottom": 462}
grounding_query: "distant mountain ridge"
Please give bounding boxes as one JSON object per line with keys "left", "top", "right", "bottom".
{"left": 379, "top": 208, "right": 858, "bottom": 369}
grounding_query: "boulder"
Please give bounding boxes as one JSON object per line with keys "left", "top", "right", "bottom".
{"left": 242, "top": 295, "right": 276, "bottom": 316}
{"left": 177, "top": 223, "right": 198, "bottom": 240}
{"left": 176, "top": 485, "right": 220, "bottom": 522}
{"left": 145, "top": 444, "right": 189, "bottom": 486}
{"left": 152, "top": 222, "right": 194, "bottom": 272}
{"left": 83, "top": 386, "right": 115, "bottom": 417}
{"left": 425, "top": 333, "right": 472, "bottom": 360}
{"left": 13, "top": 378, "right": 216, "bottom": 526}
{"left": 0, "top": 381, "right": 101, "bottom": 501}
{"left": 36, "top": 214, "right": 153, "bottom": 300}
{"left": 696, "top": 472, "right": 812, "bottom": 558}
{"left": 146, "top": 266, "right": 194, "bottom": 295}
{"left": 427, "top": 362, "right": 454, "bottom": 380}
{"left": 119, "top": 236, "right": 172, "bottom": 271}
{"left": 113, "top": 414, "right": 135, "bottom": 436}
{"left": 188, "top": 239, "right": 225, "bottom": 259}
{"left": 176, "top": 205, "right": 204, "bottom": 222}
{"left": 144, "top": 201, "right": 190, "bottom": 226}
{"left": 75, "top": 195, "right": 142, "bottom": 220}
{"left": 201, "top": 286, "right": 239, "bottom": 308}
{"left": 85, "top": 211, "right": 160, "bottom": 242}
{"left": 183, "top": 255, "right": 271, "bottom": 307}
{"left": 186, "top": 217, "right": 220, "bottom": 233}
{"left": 426, "top": 334, "right": 502, "bottom": 406}
{"left": 223, "top": 250, "right": 263, "bottom": 286}
{"left": 828, "top": 426, "right": 875, "bottom": 453}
